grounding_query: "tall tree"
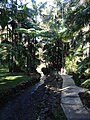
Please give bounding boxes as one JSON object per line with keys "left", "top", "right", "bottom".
{"left": 63, "top": 0, "right": 90, "bottom": 73}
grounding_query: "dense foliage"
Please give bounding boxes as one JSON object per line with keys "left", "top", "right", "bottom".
{"left": 63, "top": 0, "right": 90, "bottom": 87}
{"left": 0, "top": 0, "right": 90, "bottom": 88}
{"left": 0, "top": 0, "right": 44, "bottom": 73}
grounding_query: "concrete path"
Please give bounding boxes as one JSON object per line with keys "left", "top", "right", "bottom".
{"left": 61, "top": 74, "right": 90, "bottom": 120}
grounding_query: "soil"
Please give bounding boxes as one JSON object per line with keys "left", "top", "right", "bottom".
{"left": 0, "top": 74, "right": 67, "bottom": 120}
{"left": 0, "top": 77, "right": 40, "bottom": 108}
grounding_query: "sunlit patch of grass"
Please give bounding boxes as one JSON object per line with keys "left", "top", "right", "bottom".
{"left": 5, "top": 76, "right": 23, "bottom": 80}
{"left": 0, "top": 69, "right": 32, "bottom": 92}
{"left": 0, "top": 82, "right": 6, "bottom": 85}
{"left": 0, "top": 67, "right": 8, "bottom": 72}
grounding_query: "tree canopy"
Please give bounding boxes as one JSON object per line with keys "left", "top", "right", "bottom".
{"left": 0, "top": 0, "right": 90, "bottom": 77}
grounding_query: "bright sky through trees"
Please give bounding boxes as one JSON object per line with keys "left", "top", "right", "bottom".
{"left": 7, "top": 0, "right": 71, "bottom": 9}
{"left": 18, "top": 0, "right": 54, "bottom": 8}
{"left": 19, "top": 0, "right": 72, "bottom": 9}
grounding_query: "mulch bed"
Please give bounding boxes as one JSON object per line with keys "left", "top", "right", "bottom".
{"left": 37, "top": 74, "right": 67, "bottom": 120}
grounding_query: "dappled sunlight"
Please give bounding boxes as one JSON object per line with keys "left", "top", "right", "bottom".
{"left": 45, "top": 85, "right": 72, "bottom": 92}
{"left": 60, "top": 86, "right": 72, "bottom": 91}
{"left": 0, "top": 75, "right": 24, "bottom": 90}
{"left": 45, "top": 85, "right": 59, "bottom": 92}
{"left": 0, "top": 73, "right": 10, "bottom": 77}
{"left": 5, "top": 76, "right": 23, "bottom": 81}
{"left": 61, "top": 74, "right": 90, "bottom": 119}
{"left": 0, "top": 73, "right": 32, "bottom": 91}
{"left": 0, "top": 82, "right": 6, "bottom": 85}
{"left": 0, "top": 0, "right": 89, "bottom": 119}
{"left": 0, "top": 68, "right": 8, "bottom": 72}
{"left": 0, "top": 75, "right": 23, "bottom": 83}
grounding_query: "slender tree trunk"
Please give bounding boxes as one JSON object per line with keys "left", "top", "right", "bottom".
{"left": 27, "top": 37, "right": 32, "bottom": 74}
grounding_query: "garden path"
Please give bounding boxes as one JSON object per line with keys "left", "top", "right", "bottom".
{"left": 61, "top": 74, "right": 90, "bottom": 120}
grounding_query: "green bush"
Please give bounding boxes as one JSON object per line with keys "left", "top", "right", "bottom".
{"left": 81, "top": 79, "right": 90, "bottom": 89}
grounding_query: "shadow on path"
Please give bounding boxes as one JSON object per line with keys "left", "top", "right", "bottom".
{"left": 61, "top": 74, "right": 90, "bottom": 120}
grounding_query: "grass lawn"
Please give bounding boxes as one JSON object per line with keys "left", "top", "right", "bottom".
{"left": 0, "top": 68, "right": 32, "bottom": 92}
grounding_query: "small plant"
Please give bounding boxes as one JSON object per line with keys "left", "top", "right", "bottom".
{"left": 81, "top": 79, "right": 90, "bottom": 89}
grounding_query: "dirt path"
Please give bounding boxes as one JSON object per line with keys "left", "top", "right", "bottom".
{"left": 0, "top": 75, "right": 66, "bottom": 120}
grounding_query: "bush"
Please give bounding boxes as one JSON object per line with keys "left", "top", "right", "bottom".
{"left": 81, "top": 79, "right": 90, "bottom": 89}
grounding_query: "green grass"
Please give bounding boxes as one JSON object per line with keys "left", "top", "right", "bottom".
{"left": 0, "top": 68, "right": 32, "bottom": 92}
